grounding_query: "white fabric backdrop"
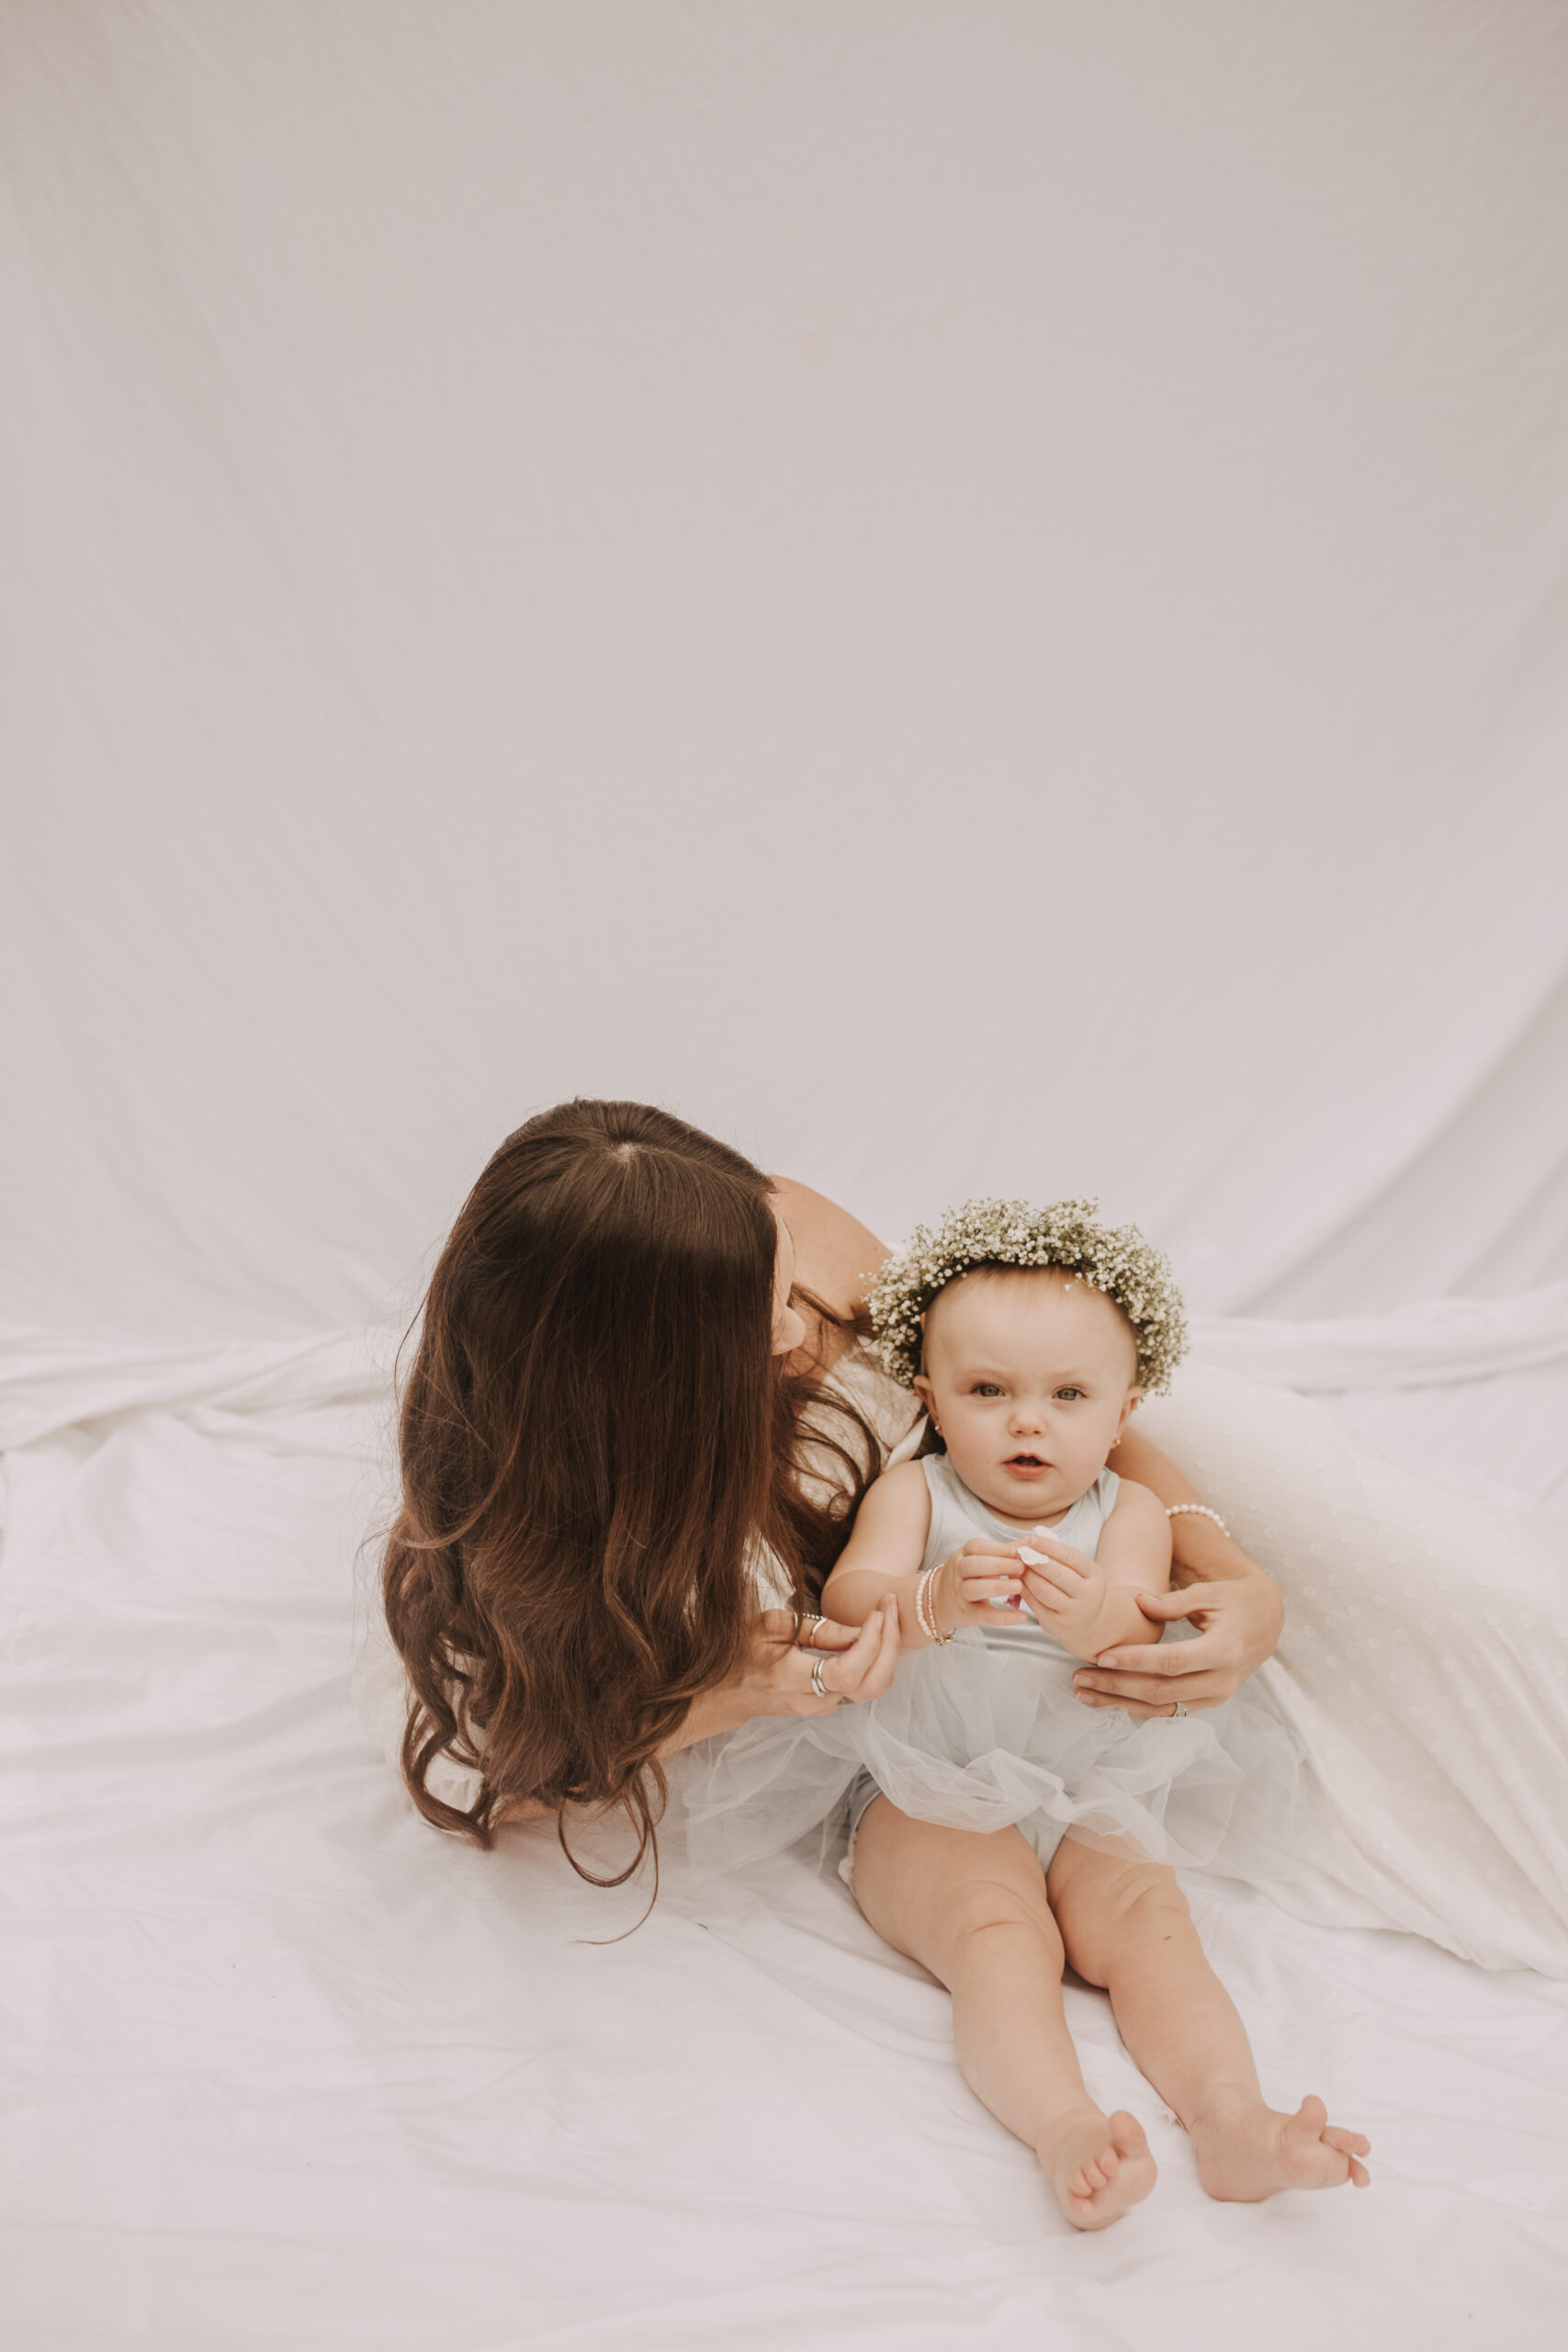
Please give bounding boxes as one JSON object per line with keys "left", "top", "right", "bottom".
{"left": 6, "top": 0, "right": 1568, "bottom": 1344}
{"left": 6, "top": 8, "right": 1568, "bottom": 2346}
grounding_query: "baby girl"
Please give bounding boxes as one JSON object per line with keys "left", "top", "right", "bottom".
{"left": 816, "top": 1199, "right": 1370, "bottom": 2228}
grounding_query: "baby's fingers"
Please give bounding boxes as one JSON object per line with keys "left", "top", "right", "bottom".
{"left": 957, "top": 1566, "right": 1023, "bottom": 1604}
{"left": 1020, "top": 1553, "right": 1088, "bottom": 1594}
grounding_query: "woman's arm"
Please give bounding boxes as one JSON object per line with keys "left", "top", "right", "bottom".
{"left": 655, "top": 1597, "right": 902, "bottom": 1755}
{"left": 497, "top": 1603, "right": 901, "bottom": 1813}
{"left": 1069, "top": 1424, "right": 1285, "bottom": 1719}
{"left": 1106, "top": 1425, "right": 1267, "bottom": 1592}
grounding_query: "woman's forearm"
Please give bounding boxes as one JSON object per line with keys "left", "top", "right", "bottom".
{"left": 656, "top": 1685, "right": 747, "bottom": 1758}
{"left": 1110, "top": 1425, "right": 1277, "bottom": 1596}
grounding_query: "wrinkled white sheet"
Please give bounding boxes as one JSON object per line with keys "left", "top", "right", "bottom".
{"left": 3, "top": 1334, "right": 1566, "bottom": 2347}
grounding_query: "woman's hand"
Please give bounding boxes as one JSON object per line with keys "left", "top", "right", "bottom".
{"left": 690, "top": 1599, "right": 902, "bottom": 1738}
{"left": 1070, "top": 1568, "right": 1285, "bottom": 1720}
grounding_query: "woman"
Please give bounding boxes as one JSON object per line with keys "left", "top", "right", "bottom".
{"left": 378, "top": 1097, "right": 1281, "bottom": 1876}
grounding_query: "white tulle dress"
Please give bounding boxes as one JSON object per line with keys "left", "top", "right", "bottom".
{"left": 671, "top": 1443, "right": 1308, "bottom": 1887}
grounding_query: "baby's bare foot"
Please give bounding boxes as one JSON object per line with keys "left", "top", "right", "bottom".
{"left": 1039, "top": 2107, "right": 1156, "bottom": 2231}
{"left": 1191, "top": 2089, "right": 1371, "bottom": 2202}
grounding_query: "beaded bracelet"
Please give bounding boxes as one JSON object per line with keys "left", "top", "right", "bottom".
{"left": 914, "top": 1561, "right": 956, "bottom": 1645}
{"left": 1165, "top": 1502, "right": 1230, "bottom": 1538}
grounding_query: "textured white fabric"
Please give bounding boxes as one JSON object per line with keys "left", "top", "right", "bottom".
{"left": 6, "top": 1, "right": 1568, "bottom": 1342}
{"left": 1140, "top": 1369, "right": 1568, "bottom": 1974}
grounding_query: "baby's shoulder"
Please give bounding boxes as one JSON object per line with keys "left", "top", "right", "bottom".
{"left": 1103, "top": 1473, "right": 1163, "bottom": 1521}
{"left": 870, "top": 1454, "right": 931, "bottom": 1500}
{"left": 857, "top": 1456, "right": 934, "bottom": 1531}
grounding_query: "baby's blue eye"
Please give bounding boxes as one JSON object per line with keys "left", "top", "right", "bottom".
{"left": 974, "top": 1383, "right": 1003, "bottom": 1397}
{"left": 1055, "top": 1387, "right": 1084, "bottom": 1402}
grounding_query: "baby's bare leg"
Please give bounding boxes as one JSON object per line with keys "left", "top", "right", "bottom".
{"left": 1046, "top": 1838, "right": 1371, "bottom": 2200}
{"left": 851, "top": 1799, "right": 1156, "bottom": 2229}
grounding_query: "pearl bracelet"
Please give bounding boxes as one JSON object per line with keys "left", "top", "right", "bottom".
{"left": 914, "top": 1562, "right": 955, "bottom": 1645}
{"left": 1166, "top": 1502, "right": 1230, "bottom": 1538}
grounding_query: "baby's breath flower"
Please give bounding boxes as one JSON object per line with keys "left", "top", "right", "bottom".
{"left": 867, "top": 1196, "right": 1188, "bottom": 1395}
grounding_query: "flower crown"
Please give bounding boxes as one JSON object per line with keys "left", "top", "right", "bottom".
{"left": 866, "top": 1196, "right": 1188, "bottom": 1395}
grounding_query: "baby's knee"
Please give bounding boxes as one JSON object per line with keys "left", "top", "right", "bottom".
{"left": 943, "top": 1874, "right": 1065, "bottom": 1975}
{"left": 1054, "top": 1858, "right": 1190, "bottom": 1981}
{"left": 1119, "top": 1864, "right": 1190, "bottom": 1934}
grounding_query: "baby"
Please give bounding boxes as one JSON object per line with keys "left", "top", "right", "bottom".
{"left": 818, "top": 1198, "right": 1370, "bottom": 2229}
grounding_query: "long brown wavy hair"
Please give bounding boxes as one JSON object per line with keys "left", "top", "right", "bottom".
{"left": 382, "top": 1098, "right": 877, "bottom": 1882}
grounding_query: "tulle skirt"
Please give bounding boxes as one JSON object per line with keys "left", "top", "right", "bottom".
{"left": 668, "top": 1628, "right": 1308, "bottom": 1885}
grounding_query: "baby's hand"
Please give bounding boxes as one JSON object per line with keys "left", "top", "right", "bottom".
{"left": 929, "top": 1539, "right": 1030, "bottom": 1635}
{"left": 1017, "top": 1529, "right": 1111, "bottom": 1657}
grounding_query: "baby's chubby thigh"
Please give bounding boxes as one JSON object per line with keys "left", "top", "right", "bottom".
{"left": 1044, "top": 1835, "right": 1190, "bottom": 1989}
{"left": 850, "top": 1796, "right": 1066, "bottom": 1988}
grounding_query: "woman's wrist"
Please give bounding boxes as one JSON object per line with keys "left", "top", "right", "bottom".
{"left": 660, "top": 1682, "right": 744, "bottom": 1755}
{"left": 1168, "top": 1515, "right": 1266, "bottom": 1589}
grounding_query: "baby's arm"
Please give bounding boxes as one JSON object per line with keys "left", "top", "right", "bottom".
{"left": 1019, "top": 1479, "right": 1172, "bottom": 1664}
{"left": 823, "top": 1464, "right": 1027, "bottom": 1649}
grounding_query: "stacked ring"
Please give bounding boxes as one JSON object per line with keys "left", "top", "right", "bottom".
{"left": 810, "top": 1655, "right": 830, "bottom": 1699}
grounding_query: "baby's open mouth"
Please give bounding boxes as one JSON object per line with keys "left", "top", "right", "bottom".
{"left": 1006, "top": 1453, "right": 1050, "bottom": 1470}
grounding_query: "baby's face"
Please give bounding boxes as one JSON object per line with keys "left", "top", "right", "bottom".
{"left": 914, "top": 1268, "right": 1141, "bottom": 1525}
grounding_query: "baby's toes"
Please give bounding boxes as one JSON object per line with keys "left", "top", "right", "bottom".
{"left": 1347, "top": 2154, "right": 1371, "bottom": 2188}
{"left": 1324, "top": 2127, "right": 1371, "bottom": 2158}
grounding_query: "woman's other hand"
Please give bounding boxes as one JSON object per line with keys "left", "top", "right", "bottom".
{"left": 710, "top": 1599, "right": 902, "bottom": 1730}
{"left": 1069, "top": 1570, "right": 1285, "bottom": 1719}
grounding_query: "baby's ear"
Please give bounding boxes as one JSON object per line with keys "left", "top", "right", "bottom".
{"left": 1116, "top": 1390, "right": 1143, "bottom": 1439}
{"left": 912, "top": 1372, "right": 936, "bottom": 1415}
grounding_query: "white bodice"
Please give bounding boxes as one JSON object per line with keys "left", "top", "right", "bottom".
{"left": 919, "top": 1451, "right": 1120, "bottom": 1668}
